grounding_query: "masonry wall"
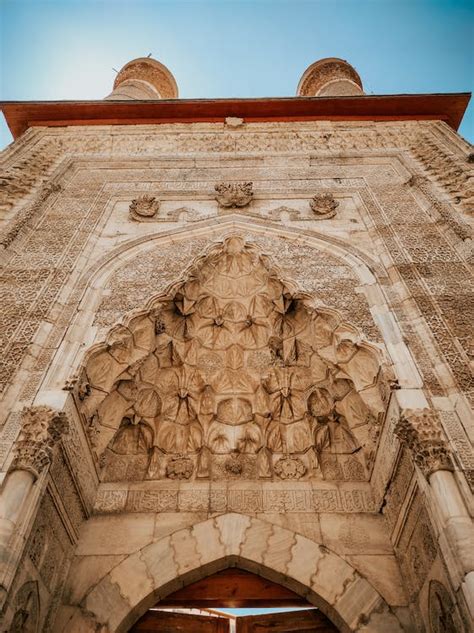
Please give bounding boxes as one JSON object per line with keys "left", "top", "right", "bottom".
{"left": 0, "top": 119, "right": 472, "bottom": 632}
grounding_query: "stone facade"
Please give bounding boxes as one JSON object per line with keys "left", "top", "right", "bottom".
{"left": 0, "top": 58, "right": 473, "bottom": 632}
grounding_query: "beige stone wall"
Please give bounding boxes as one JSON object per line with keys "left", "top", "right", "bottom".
{"left": 0, "top": 119, "right": 472, "bottom": 632}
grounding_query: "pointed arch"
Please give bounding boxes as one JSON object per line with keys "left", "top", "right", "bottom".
{"left": 58, "top": 514, "right": 406, "bottom": 633}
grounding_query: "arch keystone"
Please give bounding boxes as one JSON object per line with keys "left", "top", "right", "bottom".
{"left": 215, "top": 513, "right": 252, "bottom": 556}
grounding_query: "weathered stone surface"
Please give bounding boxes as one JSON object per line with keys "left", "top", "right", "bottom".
{"left": 75, "top": 514, "right": 155, "bottom": 555}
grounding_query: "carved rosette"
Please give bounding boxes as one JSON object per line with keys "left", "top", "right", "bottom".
{"left": 129, "top": 195, "right": 160, "bottom": 221}
{"left": 395, "top": 409, "right": 454, "bottom": 478}
{"left": 215, "top": 182, "right": 253, "bottom": 208}
{"left": 309, "top": 193, "right": 339, "bottom": 218}
{"left": 274, "top": 456, "right": 306, "bottom": 480}
{"left": 224, "top": 455, "right": 243, "bottom": 475}
{"left": 11, "top": 406, "right": 69, "bottom": 479}
{"left": 166, "top": 456, "right": 194, "bottom": 480}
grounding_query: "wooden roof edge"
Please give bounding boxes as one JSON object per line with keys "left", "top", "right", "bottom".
{"left": 1, "top": 92, "right": 471, "bottom": 139}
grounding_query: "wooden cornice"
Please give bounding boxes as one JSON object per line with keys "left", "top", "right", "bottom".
{"left": 1, "top": 93, "right": 470, "bottom": 139}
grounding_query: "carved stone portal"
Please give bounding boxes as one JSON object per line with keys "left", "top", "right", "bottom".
{"left": 76, "top": 236, "right": 387, "bottom": 482}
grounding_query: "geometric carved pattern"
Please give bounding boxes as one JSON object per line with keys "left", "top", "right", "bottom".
{"left": 77, "top": 236, "right": 387, "bottom": 483}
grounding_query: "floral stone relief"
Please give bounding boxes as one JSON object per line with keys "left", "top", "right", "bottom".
{"left": 76, "top": 235, "right": 387, "bottom": 483}
{"left": 215, "top": 182, "right": 254, "bottom": 208}
{"left": 309, "top": 193, "right": 339, "bottom": 218}
{"left": 129, "top": 194, "right": 161, "bottom": 220}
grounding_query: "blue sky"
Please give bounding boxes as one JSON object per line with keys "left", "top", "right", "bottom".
{"left": 1, "top": 0, "right": 473, "bottom": 149}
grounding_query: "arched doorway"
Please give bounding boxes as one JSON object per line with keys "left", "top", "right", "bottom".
{"left": 58, "top": 514, "right": 406, "bottom": 633}
{"left": 54, "top": 234, "right": 408, "bottom": 633}
{"left": 131, "top": 568, "right": 338, "bottom": 632}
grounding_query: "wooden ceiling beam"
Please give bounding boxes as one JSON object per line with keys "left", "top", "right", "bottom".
{"left": 156, "top": 568, "right": 306, "bottom": 608}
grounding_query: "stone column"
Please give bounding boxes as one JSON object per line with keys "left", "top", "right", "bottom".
{"left": 0, "top": 406, "right": 69, "bottom": 608}
{"left": 395, "top": 409, "right": 474, "bottom": 618}
{"left": 105, "top": 56, "right": 179, "bottom": 100}
{"left": 296, "top": 57, "right": 364, "bottom": 97}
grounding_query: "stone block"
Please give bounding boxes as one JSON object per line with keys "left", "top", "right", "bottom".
{"left": 109, "top": 552, "right": 154, "bottom": 613}
{"left": 192, "top": 518, "right": 226, "bottom": 565}
{"left": 75, "top": 514, "right": 155, "bottom": 555}
{"left": 334, "top": 574, "right": 382, "bottom": 630}
{"left": 311, "top": 548, "right": 356, "bottom": 606}
{"left": 215, "top": 513, "right": 252, "bottom": 556}
{"left": 319, "top": 514, "right": 393, "bottom": 556}
{"left": 286, "top": 533, "right": 324, "bottom": 587}
{"left": 140, "top": 536, "right": 178, "bottom": 593}
{"left": 154, "top": 512, "right": 207, "bottom": 541}
{"left": 239, "top": 517, "right": 273, "bottom": 564}
{"left": 64, "top": 554, "right": 125, "bottom": 604}
{"left": 84, "top": 574, "right": 131, "bottom": 630}
{"left": 262, "top": 524, "right": 294, "bottom": 573}
{"left": 346, "top": 554, "right": 408, "bottom": 606}
{"left": 170, "top": 527, "right": 200, "bottom": 576}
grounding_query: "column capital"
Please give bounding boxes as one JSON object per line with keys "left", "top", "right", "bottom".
{"left": 10, "top": 406, "right": 69, "bottom": 479}
{"left": 395, "top": 408, "right": 453, "bottom": 478}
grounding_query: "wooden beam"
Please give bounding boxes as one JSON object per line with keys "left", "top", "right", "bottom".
{"left": 157, "top": 568, "right": 307, "bottom": 608}
{"left": 236, "top": 609, "right": 339, "bottom": 632}
{"left": 130, "top": 610, "right": 230, "bottom": 632}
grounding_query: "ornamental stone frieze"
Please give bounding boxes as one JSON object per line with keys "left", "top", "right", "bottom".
{"left": 10, "top": 406, "right": 69, "bottom": 479}
{"left": 395, "top": 408, "right": 454, "bottom": 477}
{"left": 215, "top": 182, "right": 254, "bottom": 208}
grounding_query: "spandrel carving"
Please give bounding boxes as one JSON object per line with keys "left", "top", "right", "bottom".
{"left": 81, "top": 235, "right": 387, "bottom": 483}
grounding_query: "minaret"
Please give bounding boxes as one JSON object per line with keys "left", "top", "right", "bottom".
{"left": 297, "top": 57, "right": 363, "bottom": 97}
{"left": 105, "top": 57, "right": 178, "bottom": 100}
